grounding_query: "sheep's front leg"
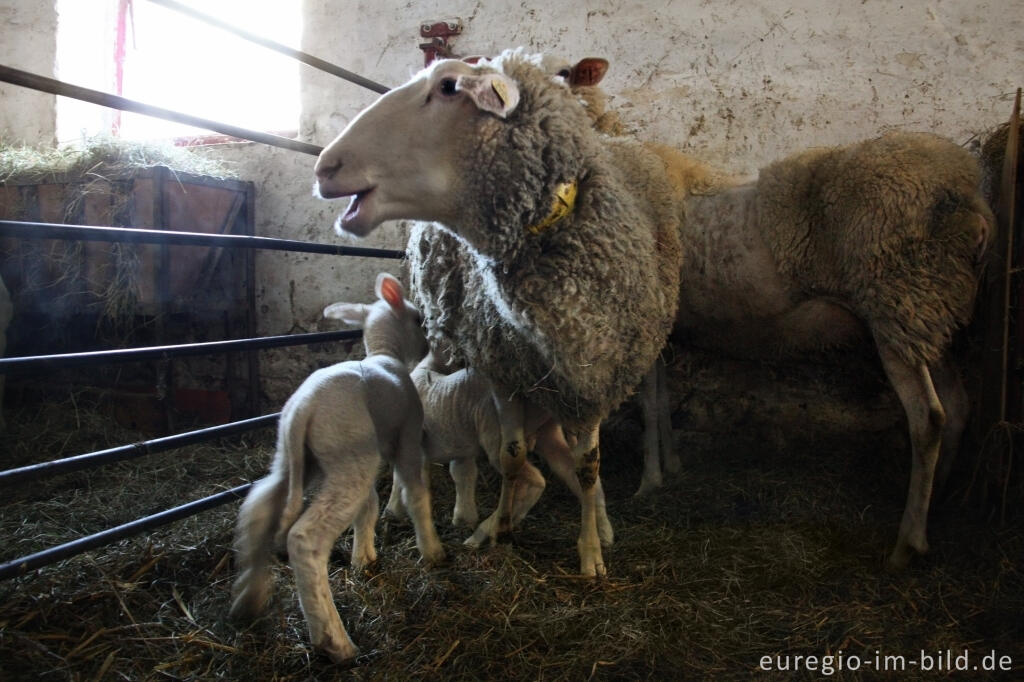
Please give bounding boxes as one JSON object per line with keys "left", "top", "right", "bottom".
{"left": 492, "top": 393, "right": 529, "bottom": 541}
{"left": 571, "top": 422, "right": 606, "bottom": 577}
{"left": 876, "top": 342, "right": 944, "bottom": 569}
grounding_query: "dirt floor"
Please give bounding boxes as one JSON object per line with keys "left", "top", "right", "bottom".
{"left": 0, "top": 350, "right": 1021, "bottom": 681}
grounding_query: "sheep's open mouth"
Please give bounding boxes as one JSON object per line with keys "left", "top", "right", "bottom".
{"left": 342, "top": 188, "right": 373, "bottom": 224}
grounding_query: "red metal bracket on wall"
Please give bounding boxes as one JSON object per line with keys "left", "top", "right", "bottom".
{"left": 419, "top": 19, "right": 463, "bottom": 66}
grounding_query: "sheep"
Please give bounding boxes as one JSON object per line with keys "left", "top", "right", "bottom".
{"left": 379, "top": 347, "right": 548, "bottom": 537}
{"left": 229, "top": 272, "right": 443, "bottom": 663}
{"left": 314, "top": 49, "right": 681, "bottom": 576}
{"left": 662, "top": 131, "right": 992, "bottom": 568}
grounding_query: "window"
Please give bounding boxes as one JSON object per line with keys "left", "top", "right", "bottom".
{"left": 56, "top": 0, "right": 301, "bottom": 144}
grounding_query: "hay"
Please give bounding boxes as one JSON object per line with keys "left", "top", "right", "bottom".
{"left": 0, "top": 135, "right": 238, "bottom": 187}
{"left": 0, "top": 136, "right": 239, "bottom": 329}
{"left": 1, "top": 374, "right": 1021, "bottom": 680}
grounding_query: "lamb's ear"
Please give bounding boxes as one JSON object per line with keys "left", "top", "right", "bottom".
{"left": 323, "top": 302, "right": 369, "bottom": 326}
{"left": 456, "top": 73, "right": 520, "bottom": 118}
{"left": 375, "top": 272, "right": 406, "bottom": 316}
{"left": 570, "top": 58, "right": 609, "bottom": 87}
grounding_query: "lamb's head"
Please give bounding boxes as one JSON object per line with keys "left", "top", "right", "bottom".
{"left": 314, "top": 49, "right": 596, "bottom": 254}
{"left": 324, "top": 273, "right": 427, "bottom": 367}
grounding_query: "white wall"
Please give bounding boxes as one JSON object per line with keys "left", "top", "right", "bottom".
{"left": 0, "top": 0, "right": 58, "bottom": 147}
{"left": 2, "top": 0, "right": 1021, "bottom": 405}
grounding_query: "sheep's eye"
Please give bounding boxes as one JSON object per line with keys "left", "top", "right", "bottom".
{"left": 439, "top": 78, "right": 458, "bottom": 96}
{"left": 557, "top": 68, "right": 571, "bottom": 80}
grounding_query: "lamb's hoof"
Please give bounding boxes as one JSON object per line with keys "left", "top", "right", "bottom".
{"left": 350, "top": 551, "right": 378, "bottom": 571}
{"left": 317, "top": 636, "right": 359, "bottom": 665}
{"left": 228, "top": 583, "right": 270, "bottom": 623}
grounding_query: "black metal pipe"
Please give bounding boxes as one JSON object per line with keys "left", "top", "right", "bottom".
{"left": 0, "top": 484, "right": 252, "bottom": 581}
{"left": 0, "top": 330, "right": 362, "bottom": 375}
{"left": 0, "top": 64, "right": 324, "bottom": 156}
{"left": 0, "top": 220, "right": 406, "bottom": 259}
{"left": 145, "top": 0, "right": 390, "bottom": 95}
{"left": 0, "top": 413, "right": 279, "bottom": 487}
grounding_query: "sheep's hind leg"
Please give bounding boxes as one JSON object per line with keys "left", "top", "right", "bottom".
{"left": 876, "top": 342, "right": 944, "bottom": 569}
{"left": 287, "top": 474, "right": 369, "bottom": 663}
{"left": 392, "top": 421, "right": 445, "bottom": 564}
{"left": 927, "top": 354, "right": 969, "bottom": 498}
{"left": 450, "top": 457, "right": 480, "bottom": 528}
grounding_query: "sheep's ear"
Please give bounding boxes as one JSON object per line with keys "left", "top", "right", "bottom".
{"left": 570, "top": 58, "right": 609, "bottom": 87}
{"left": 375, "top": 272, "right": 406, "bottom": 315}
{"left": 323, "top": 302, "right": 369, "bottom": 326}
{"left": 456, "top": 73, "right": 520, "bottom": 118}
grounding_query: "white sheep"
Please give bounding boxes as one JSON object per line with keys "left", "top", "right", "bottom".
{"left": 638, "top": 133, "right": 991, "bottom": 568}
{"left": 229, "top": 272, "right": 443, "bottom": 663}
{"left": 314, "top": 49, "right": 679, "bottom": 576}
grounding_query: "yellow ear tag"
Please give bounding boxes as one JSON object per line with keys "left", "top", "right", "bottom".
{"left": 527, "top": 181, "right": 578, "bottom": 235}
{"left": 491, "top": 78, "right": 510, "bottom": 108}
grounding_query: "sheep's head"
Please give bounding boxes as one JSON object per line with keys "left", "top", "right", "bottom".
{"left": 315, "top": 57, "right": 524, "bottom": 236}
{"left": 314, "top": 49, "right": 594, "bottom": 250}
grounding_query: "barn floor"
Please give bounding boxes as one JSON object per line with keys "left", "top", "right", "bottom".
{"left": 0, "top": 353, "right": 1022, "bottom": 681}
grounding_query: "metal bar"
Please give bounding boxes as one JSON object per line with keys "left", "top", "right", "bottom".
{"left": 0, "top": 484, "right": 252, "bottom": 581}
{"left": 0, "top": 414, "right": 279, "bottom": 486}
{"left": 145, "top": 0, "right": 390, "bottom": 95}
{"left": 0, "top": 220, "right": 405, "bottom": 259}
{"left": 0, "top": 330, "right": 361, "bottom": 375}
{"left": 0, "top": 64, "right": 324, "bottom": 156}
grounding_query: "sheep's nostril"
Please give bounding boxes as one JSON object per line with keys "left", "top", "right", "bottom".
{"left": 314, "top": 155, "right": 342, "bottom": 181}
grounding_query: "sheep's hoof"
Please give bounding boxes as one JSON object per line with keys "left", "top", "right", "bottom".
{"left": 887, "top": 541, "right": 926, "bottom": 571}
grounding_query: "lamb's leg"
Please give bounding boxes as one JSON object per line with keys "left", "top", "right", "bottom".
{"left": 229, "top": 470, "right": 288, "bottom": 621}
{"left": 392, "top": 421, "right": 445, "bottom": 564}
{"left": 876, "top": 342, "right": 944, "bottom": 569}
{"left": 534, "top": 419, "right": 613, "bottom": 547}
{"left": 570, "top": 422, "right": 607, "bottom": 577}
{"left": 287, "top": 474, "right": 368, "bottom": 663}
{"left": 636, "top": 364, "right": 663, "bottom": 496}
{"left": 382, "top": 468, "right": 408, "bottom": 522}
{"left": 449, "top": 456, "right": 480, "bottom": 528}
{"left": 656, "top": 355, "right": 680, "bottom": 475}
{"left": 350, "top": 485, "right": 378, "bottom": 569}
{"left": 927, "top": 354, "right": 968, "bottom": 498}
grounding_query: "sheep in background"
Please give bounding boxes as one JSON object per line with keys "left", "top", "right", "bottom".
{"left": 314, "top": 49, "right": 681, "bottom": 576}
{"left": 230, "top": 273, "right": 443, "bottom": 663}
{"left": 663, "top": 131, "right": 991, "bottom": 568}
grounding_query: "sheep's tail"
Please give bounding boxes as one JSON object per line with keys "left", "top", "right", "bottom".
{"left": 272, "top": 401, "right": 312, "bottom": 549}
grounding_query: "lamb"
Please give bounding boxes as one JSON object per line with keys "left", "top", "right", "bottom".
{"left": 229, "top": 273, "right": 443, "bottom": 663}
{"left": 662, "top": 132, "right": 992, "bottom": 568}
{"left": 380, "top": 347, "right": 548, "bottom": 538}
{"left": 314, "top": 49, "right": 682, "bottom": 576}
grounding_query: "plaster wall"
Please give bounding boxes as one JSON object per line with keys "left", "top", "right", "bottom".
{"left": 1, "top": 0, "right": 1021, "bottom": 406}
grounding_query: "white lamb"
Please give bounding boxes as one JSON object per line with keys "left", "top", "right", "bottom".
{"left": 381, "top": 347, "right": 547, "bottom": 537}
{"left": 229, "top": 272, "right": 443, "bottom": 664}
